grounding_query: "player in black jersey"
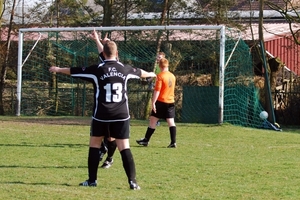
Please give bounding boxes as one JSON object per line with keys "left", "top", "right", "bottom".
{"left": 49, "top": 41, "right": 156, "bottom": 190}
{"left": 90, "top": 29, "right": 117, "bottom": 169}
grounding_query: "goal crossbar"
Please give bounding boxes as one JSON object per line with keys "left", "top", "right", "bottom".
{"left": 18, "top": 25, "right": 225, "bottom": 33}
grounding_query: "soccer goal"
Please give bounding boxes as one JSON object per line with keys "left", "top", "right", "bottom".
{"left": 17, "top": 25, "right": 265, "bottom": 128}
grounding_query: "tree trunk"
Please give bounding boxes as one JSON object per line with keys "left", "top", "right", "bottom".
{"left": 144, "top": 0, "right": 169, "bottom": 119}
{"left": 0, "top": 0, "right": 16, "bottom": 115}
{"left": 103, "top": 0, "right": 113, "bottom": 26}
{"left": 0, "top": 0, "right": 4, "bottom": 26}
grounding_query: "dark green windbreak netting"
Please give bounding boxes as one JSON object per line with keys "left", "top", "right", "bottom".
{"left": 20, "top": 27, "right": 264, "bottom": 128}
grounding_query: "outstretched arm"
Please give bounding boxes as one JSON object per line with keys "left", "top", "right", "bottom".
{"left": 140, "top": 69, "right": 156, "bottom": 78}
{"left": 49, "top": 66, "right": 71, "bottom": 75}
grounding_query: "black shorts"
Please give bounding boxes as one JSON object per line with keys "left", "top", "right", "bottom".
{"left": 151, "top": 101, "right": 175, "bottom": 119}
{"left": 90, "top": 119, "right": 130, "bottom": 139}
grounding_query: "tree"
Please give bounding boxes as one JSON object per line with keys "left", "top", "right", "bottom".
{"left": 0, "top": 0, "right": 3, "bottom": 26}
{"left": 265, "top": 0, "right": 300, "bottom": 45}
{"left": 0, "top": 0, "right": 16, "bottom": 115}
{"left": 144, "top": 0, "right": 172, "bottom": 118}
{"left": 1, "top": 0, "right": 254, "bottom": 115}
{"left": 182, "top": 0, "right": 249, "bottom": 86}
{"left": 261, "top": 0, "right": 300, "bottom": 124}
{"left": 102, "top": 0, "right": 113, "bottom": 26}
{"left": 30, "top": 0, "right": 93, "bottom": 27}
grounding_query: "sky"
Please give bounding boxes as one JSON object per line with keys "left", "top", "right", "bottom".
{"left": 18, "top": 0, "right": 52, "bottom": 7}
{"left": 2, "top": 0, "right": 52, "bottom": 23}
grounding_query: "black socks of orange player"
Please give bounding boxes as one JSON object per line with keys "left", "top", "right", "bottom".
{"left": 169, "top": 126, "right": 176, "bottom": 144}
{"left": 120, "top": 148, "right": 137, "bottom": 184}
{"left": 145, "top": 127, "right": 155, "bottom": 142}
{"left": 88, "top": 147, "right": 100, "bottom": 182}
{"left": 106, "top": 140, "right": 117, "bottom": 160}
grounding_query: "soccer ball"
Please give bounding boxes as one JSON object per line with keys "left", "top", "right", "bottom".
{"left": 259, "top": 111, "right": 268, "bottom": 120}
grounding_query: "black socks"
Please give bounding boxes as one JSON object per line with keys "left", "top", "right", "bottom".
{"left": 120, "top": 148, "right": 137, "bottom": 184}
{"left": 169, "top": 126, "right": 176, "bottom": 144}
{"left": 106, "top": 140, "right": 117, "bottom": 160}
{"left": 145, "top": 127, "right": 155, "bottom": 141}
{"left": 88, "top": 147, "right": 100, "bottom": 182}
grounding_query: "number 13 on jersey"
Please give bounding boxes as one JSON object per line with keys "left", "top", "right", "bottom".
{"left": 104, "top": 83, "right": 122, "bottom": 102}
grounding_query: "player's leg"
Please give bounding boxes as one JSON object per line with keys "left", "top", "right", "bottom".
{"left": 136, "top": 116, "right": 159, "bottom": 146}
{"left": 101, "top": 137, "right": 116, "bottom": 169}
{"left": 166, "top": 118, "right": 176, "bottom": 148}
{"left": 166, "top": 103, "right": 176, "bottom": 148}
{"left": 136, "top": 102, "right": 162, "bottom": 146}
{"left": 79, "top": 119, "right": 106, "bottom": 187}
{"left": 112, "top": 120, "right": 140, "bottom": 190}
{"left": 99, "top": 126, "right": 109, "bottom": 162}
{"left": 117, "top": 139, "right": 140, "bottom": 189}
{"left": 99, "top": 138, "right": 108, "bottom": 162}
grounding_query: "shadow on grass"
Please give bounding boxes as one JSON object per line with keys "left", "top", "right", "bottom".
{"left": 0, "top": 165, "right": 86, "bottom": 169}
{"left": 0, "top": 143, "right": 86, "bottom": 148}
{"left": 1, "top": 181, "right": 72, "bottom": 186}
{"left": 0, "top": 116, "right": 91, "bottom": 126}
{"left": 133, "top": 145, "right": 173, "bottom": 149}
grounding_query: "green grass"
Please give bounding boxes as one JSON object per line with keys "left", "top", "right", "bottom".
{"left": 1, "top": 116, "right": 300, "bottom": 200}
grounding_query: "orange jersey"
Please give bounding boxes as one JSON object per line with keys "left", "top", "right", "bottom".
{"left": 155, "top": 71, "right": 176, "bottom": 103}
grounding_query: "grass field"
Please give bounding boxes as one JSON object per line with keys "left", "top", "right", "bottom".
{"left": 1, "top": 116, "right": 300, "bottom": 200}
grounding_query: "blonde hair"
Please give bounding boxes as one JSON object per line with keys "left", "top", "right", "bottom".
{"left": 103, "top": 41, "right": 117, "bottom": 57}
{"left": 159, "top": 58, "right": 169, "bottom": 69}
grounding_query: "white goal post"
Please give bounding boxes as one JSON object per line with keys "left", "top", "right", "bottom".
{"left": 17, "top": 25, "right": 226, "bottom": 123}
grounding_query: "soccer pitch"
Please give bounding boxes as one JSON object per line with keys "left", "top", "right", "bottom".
{"left": 1, "top": 116, "right": 300, "bottom": 200}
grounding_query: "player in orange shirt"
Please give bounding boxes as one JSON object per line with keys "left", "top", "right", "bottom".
{"left": 136, "top": 58, "right": 177, "bottom": 148}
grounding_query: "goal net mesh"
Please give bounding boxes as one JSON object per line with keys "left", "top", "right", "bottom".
{"left": 19, "top": 26, "right": 264, "bottom": 128}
